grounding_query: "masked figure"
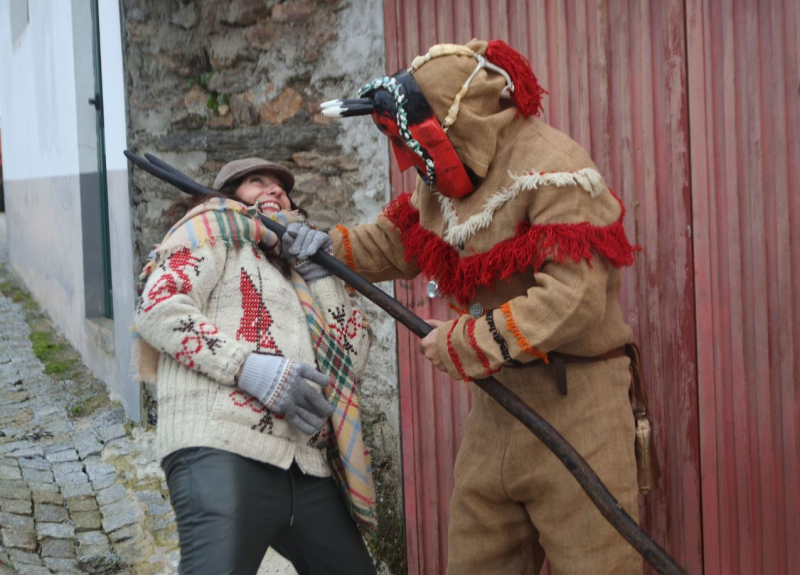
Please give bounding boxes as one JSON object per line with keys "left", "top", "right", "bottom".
{"left": 294, "top": 39, "right": 644, "bottom": 574}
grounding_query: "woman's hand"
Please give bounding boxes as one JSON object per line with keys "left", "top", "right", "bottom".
{"left": 237, "top": 354, "right": 334, "bottom": 435}
{"left": 418, "top": 319, "right": 451, "bottom": 375}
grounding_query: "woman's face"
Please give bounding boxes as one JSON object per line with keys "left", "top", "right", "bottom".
{"left": 234, "top": 171, "right": 291, "bottom": 213}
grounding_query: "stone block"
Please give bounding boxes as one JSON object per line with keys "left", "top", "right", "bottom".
{"left": 111, "top": 537, "right": 150, "bottom": 567}
{"left": 271, "top": 1, "right": 316, "bottom": 22}
{"left": 133, "top": 490, "right": 164, "bottom": 505}
{"left": 20, "top": 467, "right": 53, "bottom": 483}
{"left": 44, "top": 557, "right": 82, "bottom": 573}
{"left": 0, "top": 512, "right": 33, "bottom": 530}
{"left": 208, "top": 31, "right": 258, "bottom": 70}
{"left": 96, "top": 484, "right": 126, "bottom": 506}
{"left": 101, "top": 499, "right": 137, "bottom": 533}
{"left": 46, "top": 448, "right": 78, "bottom": 463}
{"left": 31, "top": 491, "right": 63, "bottom": 506}
{"left": 90, "top": 473, "right": 116, "bottom": 490}
{"left": 108, "top": 523, "right": 142, "bottom": 543}
{"left": 26, "top": 481, "right": 58, "bottom": 493}
{"left": 0, "top": 465, "right": 21, "bottom": 480}
{"left": 6, "top": 446, "right": 42, "bottom": 458}
{"left": 39, "top": 536, "right": 75, "bottom": 558}
{"left": 7, "top": 548, "right": 41, "bottom": 565}
{"left": 51, "top": 461, "right": 83, "bottom": 479}
{"left": 170, "top": 2, "right": 198, "bottom": 29}
{"left": 220, "top": 0, "right": 271, "bottom": 25}
{"left": 0, "top": 484, "right": 29, "bottom": 500}
{"left": 146, "top": 514, "right": 175, "bottom": 532}
{"left": 56, "top": 470, "right": 90, "bottom": 487}
{"left": 77, "top": 530, "right": 109, "bottom": 548}
{"left": 13, "top": 565, "right": 52, "bottom": 575}
{"left": 36, "top": 522, "right": 75, "bottom": 539}
{"left": 71, "top": 510, "right": 102, "bottom": 532}
{"left": 83, "top": 458, "right": 116, "bottom": 481}
{"left": 259, "top": 88, "right": 304, "bottom": 125}
{"left": 74, "top": 436, "right": 103, "bottom": 460}
{"left": 97, "top": 424, "right": 127, "bottom": 444}
{"left": 1, "top": 527, "right": 37, "bottom": 550}
{"left": 17, "top": 457, "right": 50, "bottom": 470}
{"left": 65, "top": 496, "right": 97, "bottom": 513}
{"left": 34, "top": 503, "right": 68, "bottom": 523}
{"left": 61, "top": 482, "right": 93, "bottom": 498}
{"left": 208, "top": 114, "right": 235, "bottom": 130}
{"left": 146, "top": 501, "right": 172, "bottom": 516}
{"left": 0, "top": 498, "right": 32, "bottom": 515}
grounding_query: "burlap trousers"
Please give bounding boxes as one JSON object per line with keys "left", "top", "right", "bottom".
{"left": 447, "top": 356, "right": 642, "bottom": 575}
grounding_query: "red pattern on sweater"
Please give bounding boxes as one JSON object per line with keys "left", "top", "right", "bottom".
{"left": 142, "top": 248, "right": 202, "bottom": 312}
{"left": 237, "top": 269, "right": 282, "bottom": 355}
{"left": 383, "top": 193, "right": 640, "bottom": 305}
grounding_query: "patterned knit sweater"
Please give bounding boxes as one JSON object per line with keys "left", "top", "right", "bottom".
{"left": 134, "top": 215, "right": 371, "bottom": 476}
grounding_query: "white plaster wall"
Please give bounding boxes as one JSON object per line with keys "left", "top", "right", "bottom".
{"left": 0, "top": 0, "right": 134, "bottom": 412}
{"left": 0, "top": 1, "right": 88, "bottom": 347}
{"left": 0, "top": 1, "right": 81, "bottom": 179}
{"left": 100, "top": 0, "right": 139, "bottom": 417}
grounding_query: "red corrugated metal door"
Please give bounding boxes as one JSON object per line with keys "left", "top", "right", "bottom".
{"left": 383, "top": 2, "right": 702, "bottom": 574}
{"left": 687, "top": 1, "right": 800, "bottom": 573}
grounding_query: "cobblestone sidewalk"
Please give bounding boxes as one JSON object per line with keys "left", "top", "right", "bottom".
{"left": 0, "top": 214, "right": 294, "bottom": 574}
{"left": 0, "top": 285, "right": 178, "bottom": 573}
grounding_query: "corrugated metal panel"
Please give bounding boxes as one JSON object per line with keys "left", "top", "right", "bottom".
{"left": 383, "top": 2, "right": 704, "bottom": 574}
{"left": 687, "top": 0, "right": 800, "bottom": 573}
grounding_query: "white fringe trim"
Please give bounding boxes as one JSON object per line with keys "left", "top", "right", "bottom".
{"left": 437, "top": 167, "right": 606, "bottom": 247}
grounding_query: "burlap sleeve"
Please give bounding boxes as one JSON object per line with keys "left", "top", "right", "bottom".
{"left": 329, "top": 214, "right": 419, "bottom": 283}
{"left": 435, "top": 257, "right": 610, "bottom": 381}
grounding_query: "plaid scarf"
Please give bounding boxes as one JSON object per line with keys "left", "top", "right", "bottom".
{"left": 133, "top": 198, "right": 377, "bottom": 536}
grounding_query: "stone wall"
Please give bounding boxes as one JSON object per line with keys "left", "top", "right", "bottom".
{"left": 121, "top": 0, "right": 405, "bottom": 570}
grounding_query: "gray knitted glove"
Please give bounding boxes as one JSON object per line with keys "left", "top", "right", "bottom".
{"left": 237, "top": 354, "right": 334, "bottom": 435}
{"left": 281, "top": 222, "right": 333, "bottom": 282}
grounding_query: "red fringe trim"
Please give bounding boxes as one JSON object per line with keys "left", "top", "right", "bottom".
{"left": 485, "top": 40, "right": 547, "bottom": 117}
{"left": 446, "top": 319, "right": 471, "bottom": 381}
{"left": 383, "top": 193, "right": 641, "bottom": 305}
{"left": 466, "top": 318, "right": 496, "bottom": 376}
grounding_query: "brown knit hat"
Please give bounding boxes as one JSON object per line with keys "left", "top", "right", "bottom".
{"left": 213, "top": 158, "right": 295, "bottom": 193}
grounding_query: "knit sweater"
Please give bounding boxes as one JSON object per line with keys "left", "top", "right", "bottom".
{"left": 134, "top": 214, "right": 371, "bottom": 476}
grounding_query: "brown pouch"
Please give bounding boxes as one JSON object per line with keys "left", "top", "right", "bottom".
{"left": 626, "top": 343, "right": 661, "bottom": 494}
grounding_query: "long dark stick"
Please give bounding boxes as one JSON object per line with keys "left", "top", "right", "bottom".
{"left": 125, "top": 150, "right": 688, "bottom": 575}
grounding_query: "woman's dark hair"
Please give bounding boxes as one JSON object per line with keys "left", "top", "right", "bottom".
{"left": 163, "top": 175, "right": 308, "bottom": 278}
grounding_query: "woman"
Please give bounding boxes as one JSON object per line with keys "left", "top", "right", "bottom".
{"left": 133, "top": 158, "right": 377, "bottom": 575}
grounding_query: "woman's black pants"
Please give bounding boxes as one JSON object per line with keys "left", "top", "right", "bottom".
{"left": 162, "top": 447, "right": 377, "bottom": 575}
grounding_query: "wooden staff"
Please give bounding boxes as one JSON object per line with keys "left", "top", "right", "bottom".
{"left": 125, "top": 150, "right": 688, "bottom": 575}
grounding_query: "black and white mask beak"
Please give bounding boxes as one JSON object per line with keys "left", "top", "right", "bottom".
{"left": 320, "top": 98, "right": 374, "bottom": 118}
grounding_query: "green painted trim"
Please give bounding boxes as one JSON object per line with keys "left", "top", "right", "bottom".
{"left": 90, "top": 0, "right": 113, "bottom": 319}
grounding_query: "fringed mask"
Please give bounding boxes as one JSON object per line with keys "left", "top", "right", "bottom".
{"left": 321, "top": 40, "right": 545, "bottom": 200}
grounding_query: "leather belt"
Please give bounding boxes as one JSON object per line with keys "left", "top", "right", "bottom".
{"left": 525, "top": 346, "right": 628, "bottom": 396}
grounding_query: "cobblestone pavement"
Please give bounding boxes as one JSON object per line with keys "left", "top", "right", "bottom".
{"left": 0, "top": 214, "right": 294, "bottom": 574}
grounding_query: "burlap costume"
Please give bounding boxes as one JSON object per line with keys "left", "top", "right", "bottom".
{"left": 330, "top": 40, "right": 642, "bottom": 574}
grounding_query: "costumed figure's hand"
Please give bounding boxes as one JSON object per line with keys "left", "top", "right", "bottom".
{"left": 419, "top": 319, "right": 452, "bottom": 376}
{"left": 281, "top": 222, "right": 333, "bottom": 282}
{"left": 236, "top": 354, "right": 335, "bottom": 435}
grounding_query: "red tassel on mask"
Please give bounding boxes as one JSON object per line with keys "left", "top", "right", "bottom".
{"left": 485, "top": 40, "right": 547, "bottom": 117}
